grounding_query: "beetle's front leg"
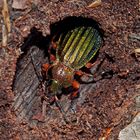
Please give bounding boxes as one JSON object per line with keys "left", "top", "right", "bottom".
{"left": 70, "top": 80, "right": 80, "bottom": 99}
{"left": 42, "top": 63, "right": 50, "bottom": 72}
{"left": 41, "top": 63, "right": 50, "bottom": 80}
{"left": 31, "top": 64, "right": 50, "bottom": 122}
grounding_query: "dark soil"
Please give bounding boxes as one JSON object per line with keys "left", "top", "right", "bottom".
{"left": 0, "top": 0, "right": 140, "bottom": 139}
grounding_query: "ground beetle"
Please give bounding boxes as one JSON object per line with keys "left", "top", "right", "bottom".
{"left": 32, "top": 23, "right": 103, "bottom": 122}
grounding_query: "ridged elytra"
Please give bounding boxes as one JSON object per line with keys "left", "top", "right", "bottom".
{"left": 55, "top": 26, "right": 102, "bottom": 70}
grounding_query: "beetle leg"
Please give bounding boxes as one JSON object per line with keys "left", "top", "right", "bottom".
{"left": 75, "top": 70, "right": 93, "bottom": 77}
{"left": 32, "top": 100, "right": 47, "bottom": 122}
{"left": 85, "top": 60, "right": 101, "bottom": 69}
{"left": 42, "top": 63, "right": 50, "bottom": 71}
{"left": 75, "top": 70, "right": 83, "bottom": 76}
{"left": 54, "top": 96, "right": 65, "bottom": 113}
{"left": 75, "top": 70, "right": 96, "bottom": 83}
{"left": 70, "top": 91, "right": 79, "bottom": 99}
{"left": 85, "top": 62, "right": 95, "bottom": 69}
{"left": 75, "top": 59, "right": 105, "bottom": 81}
{"left": 50, "top": 54, "right": 56, "bottom": 62}
{"left": 51, "top": 41, "right": 57, "bottom": 49}
{"left": 48, "top": 41, "right": 57, "bottom": 53}
{"left": 72, "top": 80, "right": 80, "bottom": 89}
{"left": 41, "top": 63, "right": 50, "bottom": 80}
{"left": 54, "top": 96, "right": 69, "bottom": 123}
{"left": 75, "top": 60, "right": 103, "bottom": 77}
{"left": 70, "top": 80, "right": 80, "bottom": 99}
{"left": 66, "top": 80, "right": 80, "bottom": 114}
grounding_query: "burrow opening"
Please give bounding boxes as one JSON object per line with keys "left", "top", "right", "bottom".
{"left": 20, "top": 16, "right": 104, "bottom": 58}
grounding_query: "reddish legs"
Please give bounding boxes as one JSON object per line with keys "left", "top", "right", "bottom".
{"left": 85, "top": 60, "right": 101, "bottom": 69}
{"left": 54, "top": 96, "right": 69, "bottom": 123}
{"left": 41, "top": 63, "right": 50, "bottom": 80}
{"left": 51, "top": 41, "right": 57, "bottom": 49}
{"left": 50, "top": 54, "right": 56, "bottom": 62}
{"left": 70, "top": 80, "right": 80, "bottom": 99}
{"left": 75, "top": 60, "right": 105, "bottom": 82}
{"left": 85, "top": 62, "right": 94, "bottom": 68}
{"left": 66, "top": 80, "right": 80, "bottom": 115}
{"left": 48, "top": 41, "right": 57, "bottom": 53}
{"left": 42, "top": 63, "right": 50, "bottom": 71}
{"left": 75, "top": 70, "right": 93, "bottom": 77}
{"left": 32, "top": 64, "right": 50, "bottom": 122}
{"left": 72, "top": 80, "right": 80, "bottom": 89}
{"left": 32, "top": 95, "right": 69, "bottom": 123}
{"left": 75, "top": 70, "right": 83, "bottom": 76}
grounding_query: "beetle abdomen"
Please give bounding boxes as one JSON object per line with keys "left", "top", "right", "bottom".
{"left": 56, "top": 26, "right": 102, "bottom": 69}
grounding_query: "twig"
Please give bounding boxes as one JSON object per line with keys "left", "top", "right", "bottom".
{"left": 1, "top": 0, "right": 11, "bottom": 47}
{"left": 1, "top": 20, "right": 7, "bottom": 47}
{"left": 87, "top": 0, "right": 102, "bottom": 8}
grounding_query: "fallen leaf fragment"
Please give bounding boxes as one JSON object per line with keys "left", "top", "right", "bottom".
{"left": 88, "top": 0, "right": 102, "bottom": 8}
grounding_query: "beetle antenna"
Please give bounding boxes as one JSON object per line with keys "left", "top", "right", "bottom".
{"left": 54, "top": 96, "right": 69, "bottom": 123}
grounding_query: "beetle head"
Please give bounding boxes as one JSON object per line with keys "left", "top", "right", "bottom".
{"left": 49, "top": 79, "right": 62, "bottom": 95}
{"left": 51, "top": 63, "right": 74, "bottom": 87}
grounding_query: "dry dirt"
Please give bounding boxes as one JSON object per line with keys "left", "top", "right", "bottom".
{"left": 0, "top": 0, "right": 140, "bottom": 139}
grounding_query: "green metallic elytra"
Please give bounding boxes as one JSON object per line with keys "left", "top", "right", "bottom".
{"left": 55, "top": 26, "right": 102, "bottom": 69}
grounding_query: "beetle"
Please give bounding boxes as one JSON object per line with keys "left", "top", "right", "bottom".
{"left": 32, "top": 25, "right": 103, "bottom": 122}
